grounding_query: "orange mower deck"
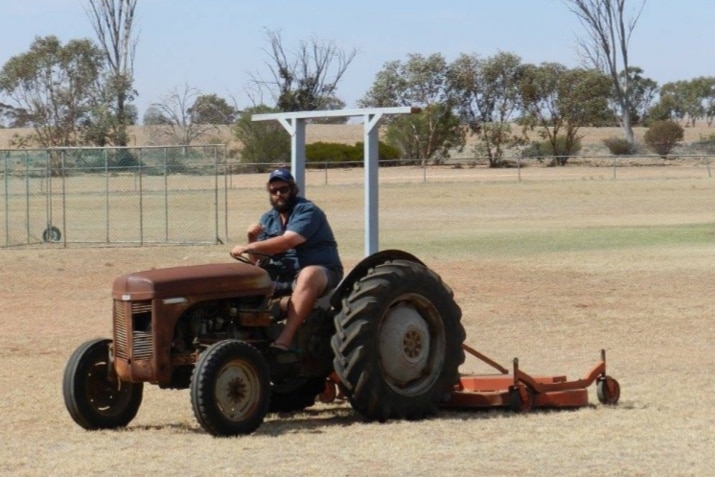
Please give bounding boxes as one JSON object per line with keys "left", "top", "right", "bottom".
{"left": 319, "top": 345, "right": 621, "bottom": 413}
{"left": 443, "top": 344, "right": 621, "bottom": 412}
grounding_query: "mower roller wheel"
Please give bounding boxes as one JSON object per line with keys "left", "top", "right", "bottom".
{"left": 596, "top": 376, "right": 620, "bottom": 405}
{"left": 508, "top": 384, "right": 535, "bottom": 413}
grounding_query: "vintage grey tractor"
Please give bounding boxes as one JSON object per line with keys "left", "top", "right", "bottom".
{"left": 63, "top": 249, "right": 466, "bottom": 436}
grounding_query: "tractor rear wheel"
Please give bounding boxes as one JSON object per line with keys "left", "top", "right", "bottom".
{"left": 190, "top": 340, "right": 270, "bottom": 436}
{"left": 63, "top": 338, "right": 143, "bottom": 430}
{"left": 331, "top": 259, "right": 465, "bottom": 421}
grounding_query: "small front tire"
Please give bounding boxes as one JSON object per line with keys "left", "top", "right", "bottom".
{"left": 190, "top": 340, "right": 270, "bottom": 436}
{"left": 62, "top": 338, "right": 143, "bottom": 430}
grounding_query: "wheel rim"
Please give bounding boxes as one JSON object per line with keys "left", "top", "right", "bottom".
{"left": 86, "top": 360, "right": 133, "bottom": 414}
{"left": 377, "top": 295, "right": 446, "bottom": 396}
{"left": 214, "top": 358, "right": 262, "bottom": 422}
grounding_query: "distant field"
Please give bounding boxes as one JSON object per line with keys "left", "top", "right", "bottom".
{"left": 2, "top": 123, "right": 715, "bottom": 154}
{"left": 1, "top": 170, "right": 714, "bottom": 476}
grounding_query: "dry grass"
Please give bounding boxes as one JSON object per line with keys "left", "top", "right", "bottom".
{"left": 1, "top": 169, "right": 714, "bottom": 476}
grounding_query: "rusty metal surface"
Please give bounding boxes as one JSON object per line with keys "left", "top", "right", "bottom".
{"left": 112, "top": 262, "right": 273, "bottom": 300}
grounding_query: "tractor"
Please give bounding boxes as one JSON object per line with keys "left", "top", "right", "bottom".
{"left": 63, "top": 250, "right": 466, "bottom": 436}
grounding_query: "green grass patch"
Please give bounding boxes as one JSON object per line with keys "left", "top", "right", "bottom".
{"left": 387, "top": 222, "right": 715, "bottom": 257}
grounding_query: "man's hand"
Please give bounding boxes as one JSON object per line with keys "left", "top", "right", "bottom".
{"left": 247, "top": 223, "right": 264, "bottom": 243}
{"left": 230, "top": 244, "right": 251, "bottom": 259}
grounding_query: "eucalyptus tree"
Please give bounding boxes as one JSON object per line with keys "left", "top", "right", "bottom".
{"left": 449, "top": 51, "right": 525, "bottom": 167}
{"left": 145, "top": 85, "right": 218, "bottom": 145}
{"left": 360, "top": 53, "right": 464, "bottom": 163}
{"left": 85, "top": 0, "right": 139, "bottom": 146}
{"left": 565, "top": 0, "right": 647, "bottom": 144}
{"left": 251, "top": 29, "right": 356, "bottom": 115}
{"left": 655, "top": 77, "right": 715, "bottom": 126}
{"left": 233, "top": 105, "right": 290, "bottom": 168}
{"left": 0, "top": 35, "right": 105, "bottom": 147}
{"left": 189, "top": 94, "right": 239, "bottom": 125}
{"left": 519, "top": 63, "right": 612, "bottom": 165}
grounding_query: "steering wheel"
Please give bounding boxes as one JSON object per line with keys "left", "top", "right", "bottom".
{"left": 231, "top": 250, "right": 272, "bottom": 265}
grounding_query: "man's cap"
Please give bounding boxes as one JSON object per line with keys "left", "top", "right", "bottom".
{"left": 268, "top": 168, "right": 294, "bottom": 183}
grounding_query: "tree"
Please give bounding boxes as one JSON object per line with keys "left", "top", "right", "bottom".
{"left": 0, "top": 35, "right": 105, "bottom": 147}
{"left": 384, "top": 104, "right": 464, "bottom": 162}
{"left": 519, "top": 63, "right": 612, "bottom": 165}
{"left": 233, "top": 105, "right": 290, "bottom": 169}
{"left": 360, "top": 53, "right": 465, "bottom": 163}
{"left": 188, "top": 94, "right": 238, "bottom": 124}
{"left": 449, "top": 51, "right": 526, "bottom": 167}
{"left": 565, "top": 0, "right": 647, "bottom": 144}
{"left": 146, "top": 85, "right": 217, "bottom": 145}
{"left": 611, "top": 66, "right": 658, "bottom": 126}
{"left": 0, "top": 103, "right": 32, "bottom": 128}
{"left": 655, "top": 77, "right": 715, "bottom": 126}
{"left": 251, "top": 29, "right": 356, "bottom": 113}
{"left": 84, "top": 0, "right": 139, "bottom": 146}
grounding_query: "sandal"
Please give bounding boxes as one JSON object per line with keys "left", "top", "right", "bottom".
{"left": 269, "top": 342, "right": 301, "bottom": 364}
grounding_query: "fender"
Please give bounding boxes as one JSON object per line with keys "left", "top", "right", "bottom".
{"left": 330, "top": 249, "right": 426, "bottom": 310}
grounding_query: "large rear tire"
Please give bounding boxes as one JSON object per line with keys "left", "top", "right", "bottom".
{"left": 62, "top": 338, "right": 143, "bottom": 430}
{"left": 190, "top": 340, "right": 270, "bottom": 436}
{"left": 331, "top": 259, "right": 465, "bottom": 421}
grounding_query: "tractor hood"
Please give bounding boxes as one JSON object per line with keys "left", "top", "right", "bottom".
{"left": 112, "top": 262, "right": 273, "bottom": 301}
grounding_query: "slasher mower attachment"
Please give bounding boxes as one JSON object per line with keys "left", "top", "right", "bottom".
{"left": 320, "top": 346, "right": 620, "bottom": 413}
{"left": 443, "top": 345, "right": 620, "bottom": 412}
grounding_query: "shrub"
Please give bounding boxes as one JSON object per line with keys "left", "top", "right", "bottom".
{"left": 603, "top": 137, "right": 637, "bottom": 155}
{"left": 644, "top": 120, "right": 684, "bottom": 158}
{"left": 305, "top": 141, "right": 402, "bottom": 167}
{"left": 521, "top": 135, "right": 581, "bottom": 166}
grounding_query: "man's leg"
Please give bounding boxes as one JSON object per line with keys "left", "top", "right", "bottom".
{"left": 273, "top": 265, "right": 328, "bottom": 349}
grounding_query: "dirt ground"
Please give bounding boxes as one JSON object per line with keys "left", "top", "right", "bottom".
{"left": 1, "top": 168, "right": 714, "bottom": 476}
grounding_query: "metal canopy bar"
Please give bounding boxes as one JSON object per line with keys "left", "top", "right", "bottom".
{"left": 252, "top": 106, "right": 419, "bottom": 256}
{"left": 252, "top": 106, "right": 417, "bottom": 122}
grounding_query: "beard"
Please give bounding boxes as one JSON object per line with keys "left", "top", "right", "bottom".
{"left": 270, "top": 192, "right": 297, "bottom": 213}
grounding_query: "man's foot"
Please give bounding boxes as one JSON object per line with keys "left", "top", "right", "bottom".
{"left": 269, "top": 342, "right": 301, "bottom": 364}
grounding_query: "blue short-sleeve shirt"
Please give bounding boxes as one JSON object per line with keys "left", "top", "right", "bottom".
{"left": 258, "top": 197, "right": 343, "bottom": 276}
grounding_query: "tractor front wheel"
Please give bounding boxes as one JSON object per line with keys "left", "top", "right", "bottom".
{"left": 190, "top": 340, "right": 270, "bottom": 436}
{"left": 62, "top": 338, "right": 143, "bottom": 430}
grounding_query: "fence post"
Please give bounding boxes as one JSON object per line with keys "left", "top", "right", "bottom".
{"left": 612, "top": 155, "right": 617, "bottom": 180}
{"left": 61, "top": 150, "right": 67, "bottom": 248}
{"left": 214, "top": 146, "right": 219, "bottom": 244}
{"left": 105, "top": 148, "right": 110, "bottom": 243}
{"left": 517, "top": 155, "right": 522, "bottom": 182}
{"left": 3, "top": 152, "right": 7, "bottom": 247}
{"left": 139, "top": 153, "right": 144, "bottom": 246}
{"left": 707, "top": 157, "right": 712, "bottom": 178}
{"left": 163, "top": 147, "right": 169, "bottom": 242}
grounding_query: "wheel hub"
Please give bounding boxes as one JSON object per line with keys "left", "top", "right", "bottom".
{"left": 378, "top": 304, "right": 430, "bottom": 386}
{"left": 215, "top": 360, "right": 259, "bottom": 421}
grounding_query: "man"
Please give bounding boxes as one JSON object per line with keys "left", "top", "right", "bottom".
{"left": 230, "top": 168, "right": 343, "bottom": 355}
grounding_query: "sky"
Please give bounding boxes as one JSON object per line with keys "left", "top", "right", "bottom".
{"left": 1, "top": 0, "right": 714, "bottom": 121}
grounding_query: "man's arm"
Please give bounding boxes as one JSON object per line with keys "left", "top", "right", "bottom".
{"left": 231, "top": 230, "right": 305, "bottom": 258}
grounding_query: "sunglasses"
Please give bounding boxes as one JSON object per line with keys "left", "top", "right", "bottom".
{"left": 268, "top": 185, "right": 291, "bottom": 196}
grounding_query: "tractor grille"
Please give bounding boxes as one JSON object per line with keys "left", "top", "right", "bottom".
{"left": 113, "top": 300, "right": 153, "bottom": 361}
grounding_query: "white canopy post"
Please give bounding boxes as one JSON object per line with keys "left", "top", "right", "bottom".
{"left": 253, "top": 107, "right": 419, "bottom": 256}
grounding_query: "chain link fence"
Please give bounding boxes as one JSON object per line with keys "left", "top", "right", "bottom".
{"left": 2, "top": 147, "right": 712, "bottom": 248}
{"left": 1, "top": 145, "right": 228, "bottom": 247}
